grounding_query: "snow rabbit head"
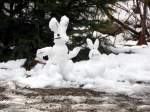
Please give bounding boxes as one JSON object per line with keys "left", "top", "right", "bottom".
{"left": 49, "top": 15, "right": 69, "bottom": 43}
{"left": 86, "top": 38, "right": 101, "bottom": 59}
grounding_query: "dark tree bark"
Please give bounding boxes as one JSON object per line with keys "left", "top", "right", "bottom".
{"left": 137, "top": 0, "right": 147, "bottom": 45}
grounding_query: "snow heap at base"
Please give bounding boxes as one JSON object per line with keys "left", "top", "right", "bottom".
{"left": 1, "top": 44, "right": 150, "bottom": 94}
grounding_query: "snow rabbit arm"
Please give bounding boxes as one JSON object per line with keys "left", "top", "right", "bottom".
{"left": 68, "top": 47, "right": 81, "bottom": 59}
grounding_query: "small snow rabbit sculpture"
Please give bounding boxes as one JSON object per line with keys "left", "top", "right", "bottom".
{"left": 49, "top": 15, "right": 80, "bottom": 64}
{"left": 86, "top": 38, "right": 101, "bottom": 59}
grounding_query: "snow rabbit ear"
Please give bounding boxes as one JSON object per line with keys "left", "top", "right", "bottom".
{"left": 94, "top": 39, "right": 99, "bottom": 50}
{"left": 86, "top": 38, "right": 94, "bottom": 49}
{"left": 49, "top": 17, "right": 59, "bottom": 33}
{"left": 59, "top": 15, "right": 69, "bottom": 32}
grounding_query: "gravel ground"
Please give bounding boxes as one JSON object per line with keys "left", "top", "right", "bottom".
{"left": 0, "top": 81, "right": 150, "bottom": 112}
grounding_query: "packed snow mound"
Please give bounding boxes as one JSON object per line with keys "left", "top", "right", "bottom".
{"left": 0, "top": 45, "right": 150, "bottom": 94}
{"left": 0, "top": 59, "right": 26, "bottom": 69}
{"left": 0, "top": 59, "right": 26, "bottom": 80}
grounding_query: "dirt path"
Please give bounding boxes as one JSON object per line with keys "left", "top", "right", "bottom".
{"left": 0, "top": 82, "right": 150, "bottom": 112}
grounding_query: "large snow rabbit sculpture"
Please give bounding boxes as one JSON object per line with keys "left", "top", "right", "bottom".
{"left": 36, "top": 16, "right": 80, "bottom": 65}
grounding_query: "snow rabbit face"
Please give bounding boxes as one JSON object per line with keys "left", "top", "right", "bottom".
{"left": 49, "top": 15, "right": 69, "bottom": 43}
{"left": 86, "top": 38, "right": 101, "bottom": 59}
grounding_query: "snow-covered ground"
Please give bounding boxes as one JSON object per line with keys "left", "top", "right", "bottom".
{"left": 0, "top": 42, "right": 150, "bottom": 95}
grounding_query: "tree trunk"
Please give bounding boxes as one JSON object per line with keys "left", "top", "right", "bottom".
{"left": 137, "top": 0, "right": 147, "bottom": 45}
{"left": 137, "top": 32, "right": 147, "bottom": 45}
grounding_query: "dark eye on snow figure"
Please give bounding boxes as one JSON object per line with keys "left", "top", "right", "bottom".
{"left": 55, "top": 34, "right": 61, "bottom": 39}
{"left": 43, "top": 55, "right": 49, "bottom": 60}
{"left": 57, "top": 34, "right": 60, "bottom": 37}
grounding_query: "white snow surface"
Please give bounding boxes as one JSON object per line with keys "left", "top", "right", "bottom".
{"left": 0, "top": 44, "right": 150, "bottom": 94}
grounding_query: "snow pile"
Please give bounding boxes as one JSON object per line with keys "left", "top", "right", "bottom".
{"left": 0, "top": 59, "right": 26, "bottom": 81}
{"left": 0, "top": 45, "right": 150, "bottom": 94}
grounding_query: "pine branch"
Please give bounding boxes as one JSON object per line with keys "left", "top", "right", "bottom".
{"left": 104, "top": 10, "right": 139, "bottom": 36}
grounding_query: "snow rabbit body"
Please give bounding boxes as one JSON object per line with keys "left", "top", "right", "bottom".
{"left": 86, "top": 38, "right": 101, "bottom": 59}
{"left": 49, "top": 16, "right": 69, "bottom": 64}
